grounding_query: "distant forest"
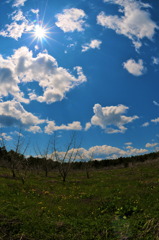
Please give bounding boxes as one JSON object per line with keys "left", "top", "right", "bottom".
{"left": 1, "top": 146, "right": 159, "bottom": 175}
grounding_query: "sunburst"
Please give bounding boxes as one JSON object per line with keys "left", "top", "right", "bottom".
{"left": 29, "top": 23, "right": 53, "bottom": 45}
{"left": 34, "top": 25, "right": 47, "bottom": 39}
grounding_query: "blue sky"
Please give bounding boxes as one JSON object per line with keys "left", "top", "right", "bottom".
{"left": 0, "top": 0, "right": 159, "bottom": 159}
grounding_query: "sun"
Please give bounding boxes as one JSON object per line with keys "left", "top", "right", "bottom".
{"left": 34, "top": 25, "right": 47, "bottom": 39}
{"left": 29, "top": 22, "right": 53, "bottom": 46}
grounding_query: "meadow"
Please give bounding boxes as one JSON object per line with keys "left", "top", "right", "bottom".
{"left": 1, "top": 161, "right": 159, "bottom": 240}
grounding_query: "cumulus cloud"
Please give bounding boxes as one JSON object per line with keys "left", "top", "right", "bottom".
{"left": 90, "top": 104, "right": 138, "bottom": 133}
{"left": 0, "top": 22, "right": 27, "bottom": 40}
{"left": 97, "top": 0, "right": 158, "bottom": 49}
{"left": 88, "top": 145, "right": 126, "bottom": 156}
{"left": 55, "top": 8, "right": 87, "bottom": 32}
{"left": 145, "top": 143, "right": 158, "bottom": 148}
{"left": 0, "top": 100, "right": 44, "bottom": 130}
{"left": 0, "top": 10, "right": 34, "bottom": 40}
{"left": 82, "top": 39, "right": 102, "bottom": 52}
{"left": 0, "top": 47, "right": 86, "bottom": 104}
{"left": 0, "top": 54, "right": 28, "bottom": 103}
{"left": 123, "top": 59, "right": 146, "bottom": 76}
{"left": 57, "top": 144, "right": 148, "bottom": 161}
{"left": 45, "top": 121, "right": 82, "bottom": 134}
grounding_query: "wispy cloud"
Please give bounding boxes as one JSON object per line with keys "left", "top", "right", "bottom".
{"left": 12, "top": 0, "right": 27, "bottom": 8}
{"left": 84, "top": 122, "right": 91, "bottom": 131}
{"left": 0, "top": 132, "right": 12, "bottom": 141}
{"left": 153, "top": 101, "right": 159, "bottom": 107}
{"left": 151, "top": 118, "right": 159, "bottom": 123}
{"left": 152, "top": 57, "right": 159, "bottom": 65}
{"left": 142, "top": 122, "right": 149, "bottom": 127}
{"left": 124, "top": 142, "right": 132, "bottom": 146}
{"left": 82, "top": 39, "right": 102, "bottom": 52}
{"left": 145, "top": 142, "right": 158, "bottom": 148}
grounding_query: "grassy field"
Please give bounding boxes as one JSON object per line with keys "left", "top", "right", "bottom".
{"left": 1, "top": 162, "right": 159, "bottom": 240}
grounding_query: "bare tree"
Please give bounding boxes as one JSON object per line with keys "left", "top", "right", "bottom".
{"left": 34, "top": 138, "right": 53, "bottom": 177}
{"left": 53, "top": 133, "right": 79, "bottom": 182}
{"left": 79, "top": 151, "right": 94, "bottom": 179}
{"left": 0, "top": 131, "right": 8, "bottom": 167}
{"left": 6, "top": 129, "right": 29, "bottom": 182}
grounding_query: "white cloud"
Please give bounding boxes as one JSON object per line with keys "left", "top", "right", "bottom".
{"left": 152, "top": 57, "right": 159, "bottom": 65}
{"left": 27, "top": 126, "right": 42, "bottom": 134}
{"left": 14, "top": 47, "right": 86, "bottom": 103}
{"left": 0, "top": 10, "right": 34, "bottom": 40}
{"left": 153, "top": 101, "right": 159, "bottom": 107}
{"left": 0, "top": 133, "right": 12, "bottom": 141}
{"left": 88, "top": 145, "right": 126, "bottom": 156}
{"left": 90, "top": 104, "right": 138, "bottom": 133}
{"left": 0, "top": 100, "right": 44, "bottom": 130}
{"left": 55, "top": 8, "right": 87, "bottom": 32}
{"left": 31, "top": 9, "right": 39, "bottom": 16}
{"left": 0, "top": 47, "right": 86, "bottom": 104}
{"left": 123, "top": 59, "right": 146, "bottom": 76}
{"left": 124, "top": 142, "right": 132, "bottom": 145}
{"left": 126, "top": 147, "right": 148, "bottom": 156}
{"left": 58, "top": 144, "right": 148, "bottom": 161}
{"left": 45, "top": 121, "right": 82, "bottom": 134}
{"left": 151, "top": 118, "right": 159, "bottom": 123}
{"left": 84, "top": 122, "right": 91, "bottom": 131}
{"left": 0, "top": 54, "right": 28, "bottom": 103}
{"left": 125, "top": 146, "right": 133, "bottom": 149}
{"left": 11, "top": 10, "right": 26, "bottom": 21}
{"left": 142, "top": 122, "right": 149, "bottom": 127}
{"left": 10, "top": 130, "right": 24, "bottom": 137}
{"left": 0, "top": 22, "right": 27, "bottom": 40}
{"left": 82, "top": 39, "right": 102, "bottom": 52}
{"left": 12, "top": 0, "right": 27, "bottom": 7}
{"left": 146, "top": 143, "right": 158, "bottom": 148}
{"left": 97, "top": 0, "right": 158, "bottom": 49}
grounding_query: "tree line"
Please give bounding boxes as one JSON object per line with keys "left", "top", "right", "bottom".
{"left": 1, "top": 131, "right": 159, "bottom": 183}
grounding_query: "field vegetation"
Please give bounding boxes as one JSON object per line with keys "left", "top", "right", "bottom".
{"left": 1, "top": 152, "right": 159, "bottom": 239}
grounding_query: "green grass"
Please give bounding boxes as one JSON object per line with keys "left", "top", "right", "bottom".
{"left": 1, "top": 162, "right": 159, "bottom": 239}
